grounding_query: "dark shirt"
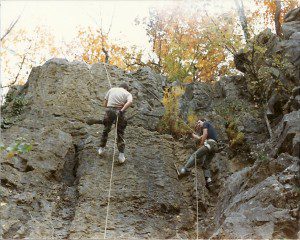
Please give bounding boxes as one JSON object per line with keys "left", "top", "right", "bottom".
{"left": 203, "top": 121, "right": 218, "bottom": 141}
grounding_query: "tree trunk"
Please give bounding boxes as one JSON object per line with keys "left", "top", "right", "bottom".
{"left": 234, "top": 0, "right": 250, "bottom": 42}
{"left": 102, "top": 47, "right": 109, "bottom": 64}
{"left": 1, "top": 15, "right": 21, "bottom": 42}
{"left": 275, "top": 0, "right": 282, "bottom": 36}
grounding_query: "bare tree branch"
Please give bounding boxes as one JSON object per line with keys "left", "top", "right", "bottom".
{"left": 0, "top": 15, "right": 21, "bottom": 42}
{"left": 102, "top": 47, "right": 109, "bottom": 63}
{"left": 2, "top": 46, "right": 36, "bottom": 64}
{"left": 1, "top": 4, "right": 26, "bottom": 41}
{"left": 204, "top": 10, "right": 238, "bottom": 54}
{"left": 86, "top": 9, "right": 112, "bottom": 64}
{"left": 234, "top": 0, "right": 250, "bottom": 42}
{"left": 1, "top": 43, "right": 32, "bottom": 88}
{"left": 106, "top": 5, "right": 115, "bottom": 35}
{"left": 275, "top": 0, "right": 282, "bottom": 37}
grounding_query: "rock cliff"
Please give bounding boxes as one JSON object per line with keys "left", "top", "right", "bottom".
{"left": 1, "top": 8, "right": 299, "bottom": 239}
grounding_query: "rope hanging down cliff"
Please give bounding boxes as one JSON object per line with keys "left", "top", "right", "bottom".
{"left": 103, "top": 64, "right": 112, "bottom": 89}
{"left": 195, "top": 154, "right": 199, "bottom": 240}
{"left": 101, "top": 63, "right": 200, "bottom": 239}
{"left": 104, "top": 115, "right": 119, "bottom": 239}
{"left": 102, "top": 63, "right": 118, "bottom": 239}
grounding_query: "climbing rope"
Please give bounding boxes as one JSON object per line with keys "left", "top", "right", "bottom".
{"left": 102, "top": 61, "right": 117, "bottom": 238}
{"left": 194, "top": 154, "right": 199, "bottom": 240}
{"left": 103, "top": 63, "right": 112, "bottom": 89}
{"left": 100, "top": 61, "right": 198, "bottom": 238}
{"left": 104, "top": 115, "right": 119, "bottom": 239}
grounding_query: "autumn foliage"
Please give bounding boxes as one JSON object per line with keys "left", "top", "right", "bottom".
{"left": 253, "top": 0, "right": 298, "bottom": 25}
{"left": 157, "top": 86, "right": 191, "bottom": 138}
{"left": 1, "top": 1, "right": 299, "bottom": 93}
{"left": 142, "top": 5, "right": 242, "bottom": 83}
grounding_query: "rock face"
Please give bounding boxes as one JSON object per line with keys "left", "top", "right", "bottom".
{"left": 1, "top": 59, "right": 207, "bottom": 239}
{"left": 234, "top": 7, "right": 300, "bottom": 121}
{"left": 1, "top": 9, "right": 299, "bottom": 240}
{"left": 212, "top": 153, "right": 299, "bottom": 239}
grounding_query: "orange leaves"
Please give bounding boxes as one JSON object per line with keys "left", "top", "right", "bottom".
{"left": 77, "top": 27, "right": 142, "bottom": 70}
{"left": 253, "top": 0, "right": 298, "bottom": 27}
{"left": 1, "top": 25, "right": 59, "bottom": 87}
{"left": 144, "top": 4, "right": 242, "bottom": 83}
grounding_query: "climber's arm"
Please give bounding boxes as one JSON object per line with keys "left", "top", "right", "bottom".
{"left": 120, "top": 94, "right": 133, "bottom": 112}
{"left": 200, "top": 128, "right": 208, "bottom": 146}
{"left": 103, "top": 99, "right": 108, "bottom": 107}
{"left": 192, "top": 133, "right": 201, "bottom": 140}
{"left": 120, "top": 99, "right": 132, "bottom": 112}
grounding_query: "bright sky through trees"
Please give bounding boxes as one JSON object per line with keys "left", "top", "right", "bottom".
{"left": 0, "top": 0, "right": 238, "bottom": 89}
{"left": 2, "top": 0, "right": 297, "bottom": 96}
{"left": 1, "top": 1, "right": 237, "bottom": 51}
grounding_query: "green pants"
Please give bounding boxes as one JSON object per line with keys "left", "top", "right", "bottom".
{"left": 184, "top": 139, "right": 218, "bottom": 178}
{"left": 100, "top": 108, "right": 127, "bottom": 153}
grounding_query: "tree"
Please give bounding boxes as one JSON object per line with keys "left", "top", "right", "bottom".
{"left": 77, "top": 26, "right": 146, "bottom": 71}
{"left": 234, "top": 0, "right": 250, "bottom": 41}
{"left": 1, "top": 26, "right": 58, "bottom": 88}
{"left": 253, "top": 0, "right": 298, "bottom": 36}
{"left": 140, "top": 4, "right": 242, "bottom": 82}
{"left": 0, "top": 15, "right": 21, "bottom": 42}
{"left": 275, "top": 0, "right": 282, "bottom": 36}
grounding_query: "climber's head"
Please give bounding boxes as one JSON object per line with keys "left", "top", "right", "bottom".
{"left": 119, "top": 82, "right": 130, "bottom": 91}
{"left": 195, "top": 118, "right": 206, "bottom": 130}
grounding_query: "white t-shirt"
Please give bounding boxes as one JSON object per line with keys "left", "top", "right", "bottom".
{"left": 105, "top": 87, "right": 133, "bottom": 108}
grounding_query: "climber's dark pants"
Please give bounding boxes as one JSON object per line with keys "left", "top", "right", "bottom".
{"left": 100, "top": 108, "right": 127, "bottom": 153}
{"left": 184, "top": 139, "right": 218, "bottom": 178}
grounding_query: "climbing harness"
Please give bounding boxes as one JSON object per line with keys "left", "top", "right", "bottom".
{"left": 104, "top": 114, "right": 119, "bottom": 239}
{"left": 194, "top": 154, "right": 199, "bottom": 240}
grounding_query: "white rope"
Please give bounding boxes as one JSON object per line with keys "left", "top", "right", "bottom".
{"left": 104, "top": 115, "right": 119, "bottom": 239}
{"left": 103, "top": 63, "right": 112, "bottom": 89}
{"left": 194, "top": 154, "right": 199, "bottom": 240}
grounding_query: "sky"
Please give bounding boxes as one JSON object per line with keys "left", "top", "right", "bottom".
{"left": 1, "top": 0, "right": 239, "bottom": 50}
{"left": 2, "top": 1, "right": 178, "bottom": 52}
{"left": 0, "top": 0, "right": 242, "bottom": 95}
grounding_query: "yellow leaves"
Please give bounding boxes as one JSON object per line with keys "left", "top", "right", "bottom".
{"left": 2, "top": 25, "right": 60, "bottom": 87}
{"left": 50, "top": 46, "right": 58, "bottom": 55}
{"left": 187, "top": 111, "right": 198, "bottom": 126}
{"left": 253, "top": 0, "right": 298, "bottom": 28}
{"left": 82, "top": 53, "right": 89, "bottom": 63}
{"left": 77, "top": 27, "right": 139, "bottom": 70}
{"left": 183, "top": 75, "right": 193, "bottom": 83}
{"left": 159, "top": 86, "right": 191, "bottom": 138}
{"left": 6, "top": 151, "right": 15, "bottom": 159}
{"left": 146, "top": 5, "right": 242, "bottom": 83}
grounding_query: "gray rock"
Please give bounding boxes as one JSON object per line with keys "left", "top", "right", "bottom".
{"left": 1, "top": 54, "right": 298, "bottom": 239}
{"left": 282, "top": 21, "right": 300, "bottom": 39}
{"left": 284, "top": 7, "right": 300, "bottom": 23}
{"left": 271, "top": 110, "right": 300, "bottom": 157}
{"left": 213, "top": 154, "right": 299, "bottom": 239}
{"left": 276, "top": 32, "right": 300, "bottom": 67}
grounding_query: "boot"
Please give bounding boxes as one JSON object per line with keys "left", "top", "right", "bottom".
{"left": 98, "top": 147, "right": 105, "bottom": 156}
{"left": 205, "top": 177, "right": 213, "bottom": 188}
{"left": 178, "top": 167, "right": 190, "bottom": 178}
{"left": 118, "top": 152, "right": 126, "bottom": 164}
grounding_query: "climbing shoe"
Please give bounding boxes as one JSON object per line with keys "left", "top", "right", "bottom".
{"left": 98, "top": 147, "right": 105, "bottom": 156}
{"left": 206, "top": 177, "right": 213, "bottom": 188}
{"left": 118, "top": 152, "right": 126, "bottom": 164}
{"left": 178, "top": 167, "right": 190, "bottom": 178}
